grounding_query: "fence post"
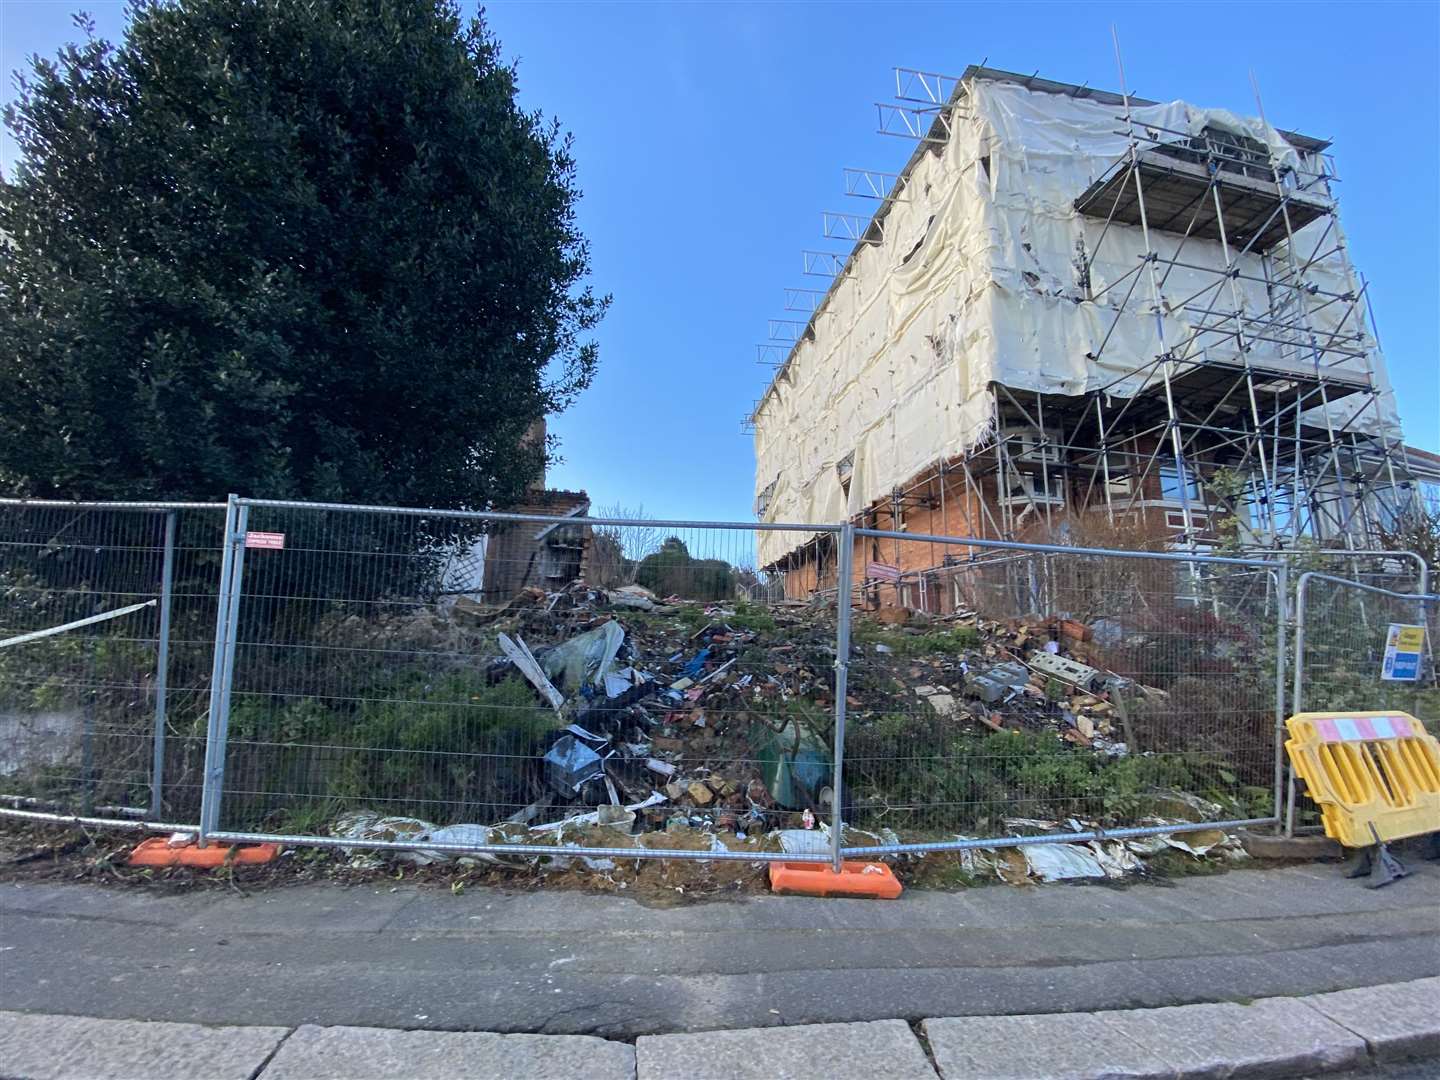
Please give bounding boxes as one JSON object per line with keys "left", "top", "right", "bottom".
{"left": 198, "top": 496, "right": 248, "bottom": 842}
{"left": 1272, "top": 562, "right": 1289, "bottom": 835}
{"left": 830, "top": 522, "right": 856, "bottom": 873}
{"left": 148, "top": 510, "right": 178, "bottom": 819}
{"left": 1286, "top": 570, "right": 1314, "bottom": 838}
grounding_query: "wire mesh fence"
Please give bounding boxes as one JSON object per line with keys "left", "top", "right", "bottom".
{"left": 204, "top": 499, "right": 836, "bottom": 861}
{"left": 0, "top": 501, "right": 225, "bottom": 820}
{"left": 1287, "top": 574, "right": 1438, "bottom": 835}
{"left": 839, "top": 529, "right": 1282, "bottom": 851}
{"left": 12, "top": 494, "right": 1434, "bottom": 867}
{"left": 1294, "top": 576, "right": 1438, "bottom": 724}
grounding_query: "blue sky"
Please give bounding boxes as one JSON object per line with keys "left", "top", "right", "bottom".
{"left": 4, "top": 0, "right": 1436, "bottom": 523}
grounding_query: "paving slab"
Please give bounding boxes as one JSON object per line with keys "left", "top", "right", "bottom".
{"left": 261, "top": 1024, "right": 635, "bottom": 1080}
{"left": 923, "top": 1012, "right": 1174, "bottom": 1079}
{"left": 635, "top": 1019, "right": 936, "bottom": 1080}
{"left": 1097, "top": 997, "right": 1367, "bottom": 1078}
{"left": 1301, "top": 977, "right": 1440, "bottom": 1063}
{"left": 0, "top": 1010, "right": 286, "bottom": 1080}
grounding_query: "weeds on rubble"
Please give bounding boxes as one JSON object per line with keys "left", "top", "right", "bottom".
{"left": 851, "top": 625, "right": 981, "bottom": 656}
{"left": 844, "top": 724, "right": 1269, "bottom": 831}
{"left": 726, "top": 602, "right": 778, "bottom": 633}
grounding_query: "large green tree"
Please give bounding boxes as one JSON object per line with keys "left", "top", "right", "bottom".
{"left": 0, "top": 0, "right": 606, "bottom": 506}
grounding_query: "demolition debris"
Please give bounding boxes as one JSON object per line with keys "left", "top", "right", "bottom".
{"left": 302, "top": 578, "right": 1255, "bottom": 887}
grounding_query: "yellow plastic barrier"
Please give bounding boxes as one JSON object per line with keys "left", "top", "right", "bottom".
{"left": 1285, "top": 711, "right": 1440, "bottom": 848}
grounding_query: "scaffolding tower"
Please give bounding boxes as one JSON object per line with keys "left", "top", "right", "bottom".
{"left": 750, "top": 63, "right": 1420, "bottom": 556}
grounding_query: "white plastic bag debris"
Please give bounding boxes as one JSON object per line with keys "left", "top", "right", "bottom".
{"left": 776, "top": 828, "right": 829, "bottom": 855}
{"left": 333, "top": 812, "right": 438, "bottom": 864}
{"left": 955, "top": 841, "right": 995, "bottom": 877}
{"left": 1125, "top": 833, "right": 1171, "bottom": 856}
{"left": 1089, "top": 840, "right": 1142, "bottom": 878}
{"left": 425, "top": 823, "right": 492, "bottom": 847}
{"left": 539, "top": 620, "right": 626, "bottom": 694}
{"left": 421, "top": 824, "right": 528, "bottom": 868}
{"left": 530, "top": 791, "right": 666, "bottom": 834}
{"left": 1021, "top": 843, "right": 1107, "bottom": 881}
{"left": 1162, "top": 829, "right": 1227, "bottom": 857}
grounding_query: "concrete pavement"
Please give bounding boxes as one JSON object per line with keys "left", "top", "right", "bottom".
{"left": 2, "top": 862, "right": 1437, "bottom": 1037}
{"left": 2, "top": 979, "right": 1438, "bottom": 1079}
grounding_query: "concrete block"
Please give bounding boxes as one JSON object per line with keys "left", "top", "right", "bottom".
{"left": 0, "top": 1010, "right": 287, "bottom": 1080}
{"left": 635, "top": 1019, "right": 936, "bottom": 1080}
{"left": 923, "top": 1012, "right": 1174, "bottom": 1079}
{"left": 1237, "top": 830, "right": 1342, "bottom": 861}
{"left": 261, "top": 1024, "right": 635, "bottom": 1080}
{"left": 1098, "top": 997, "right": 1367, "bottom": 1078}
{"left": 1300, "top": 977, "right": 1440, "bottom": 1063}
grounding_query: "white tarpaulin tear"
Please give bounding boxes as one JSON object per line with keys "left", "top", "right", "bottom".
{"left": 752, "top": 76, "right": 1399, "bottom": 564}
{"left": 1022, "top": 842, "right": 1108, "bottom": 881}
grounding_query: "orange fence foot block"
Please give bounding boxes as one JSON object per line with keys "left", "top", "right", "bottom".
{"left": 769, "top": 860, "right": 902, "bottom": 899}
{"left": 128, "top": 838, "right": 281, "bottom": 868}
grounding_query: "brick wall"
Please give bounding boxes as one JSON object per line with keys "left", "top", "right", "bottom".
{"left": 480, "top": 489, "right": 589, "bottom": 601}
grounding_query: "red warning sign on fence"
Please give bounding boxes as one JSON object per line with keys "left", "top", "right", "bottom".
{"left": 866, "top": 561, "right": 901, "bottom": 582}
{"left": 244, "top": 531, "right": 286, "bottom": 550}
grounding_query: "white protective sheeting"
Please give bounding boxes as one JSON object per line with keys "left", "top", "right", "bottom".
{"left": 752, "top": 77, "right": 1400, "bottom": 564}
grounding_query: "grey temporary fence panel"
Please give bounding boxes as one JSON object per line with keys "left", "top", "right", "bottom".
{"left": 835, "top": 528, "right": 1284, "bottom": 860}
{"left": 0, "top": 500, "right": 226, "bottom": 823}
{"left": 1287, "top": 573, "right": 1439, "bottom": 834}
{"left": 200, "top": 497, "right": 841, "bottom": 862}
{"left": 10, "top": 492, "right": 1430, "bottom": 871}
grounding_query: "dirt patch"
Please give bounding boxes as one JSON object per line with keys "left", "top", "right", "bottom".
{"left": 0, "top": 818, "right": 777, "bottom": 907}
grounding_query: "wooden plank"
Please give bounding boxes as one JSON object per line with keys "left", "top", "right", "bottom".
{"left": 498, "top": 632, "right": 565, "bottom": 712}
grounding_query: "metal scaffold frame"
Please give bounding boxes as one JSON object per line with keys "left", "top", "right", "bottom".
{"left": 746, "top": 56, "right": 1422, "bottom": 558}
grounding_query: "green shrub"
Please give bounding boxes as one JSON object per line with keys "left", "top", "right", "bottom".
{"left": 636, "top": 538, "right": 734, "bottom": 600}
{"left": 851, "top": 625, "right": 981, "bottom": 657}
{"left": 222, "top": 673, "right": 554, "bottom": 826}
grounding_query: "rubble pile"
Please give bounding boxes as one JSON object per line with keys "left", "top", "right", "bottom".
{"left": 454, "top": 580, "right": 841, "bottom": 834}
{"left": 853, "top": 605, "right": 1137, "bottom": 755}
{"left": 316, "top": 581, "right": 1252, "bottom": 889}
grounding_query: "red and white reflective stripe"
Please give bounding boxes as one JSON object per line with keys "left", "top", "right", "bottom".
{"left": 1314, "top": 715, "right": 1415, "bottom": 742}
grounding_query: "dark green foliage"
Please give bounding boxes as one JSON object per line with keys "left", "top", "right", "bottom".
{"left": 635, "top": 538, "right": 735, "bottom": 601}
{"left": 0, "top": 0, "right": 606, "bottom": 506}
{"left": 220, "top": 673, "right": 552, "bottom": 824}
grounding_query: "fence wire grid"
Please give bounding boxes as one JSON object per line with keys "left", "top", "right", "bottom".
{"left": 1287, "top": 573, "right": 1439, "bottom": 836}
{"left": 0, "top": 501, "right": 225, "bottom": 820}
{"left": 838, "top": 529, "right": 1283, "bottom": 853}
{"left": 1, "top": 495, "right": 1432, "bottom": 868}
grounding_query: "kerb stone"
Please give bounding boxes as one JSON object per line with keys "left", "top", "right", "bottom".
{"left": 636, "top": 1019, "right": 936, "bottom": 1080}
{"left": 1300, "top": 977, "right": 1440, "bottom": 1063}
{"left": 0, "top": 1010, "right": 286, "bottom": 1080}
{"left": 923, "top": 1012, "right": 1174, "bottom": 1079}
{"left": 261, "top": 1024, "right": 636, "bottom": 1080}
